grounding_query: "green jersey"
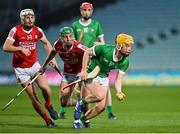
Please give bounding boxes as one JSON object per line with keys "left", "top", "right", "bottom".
{"left": 72, "top": 19, "right": 104, "bottom": 48}
{"left": 88, "top": 45, "right": 129, "bottom": 78}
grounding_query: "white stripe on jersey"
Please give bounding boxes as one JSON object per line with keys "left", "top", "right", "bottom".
{"left": 98, "top": 34, "right": 104, "bottom": 38}
{"left": 92, "top": 46, "right": 96, "bottom": 56}
{"left": 37, "top": 27, "right": 45, "bottom": 40}
{"left": 77, "top": 44, "right": 87, "bottom": 51}
{"left": 7, "top": 27, "right": 17, "bottom": 41}
{"left": 118, "top": 70, "right": 125, "bottom": 76}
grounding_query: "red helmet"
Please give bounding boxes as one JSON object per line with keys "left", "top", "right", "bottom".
{"left": 80, "top": 2, "right": 93, "bottom": 9}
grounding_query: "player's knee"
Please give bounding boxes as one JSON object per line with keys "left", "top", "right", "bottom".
{"left": 96, "top": 94, "right": 105, "bottom": 102}
{"left": 96, "top": 105, "right": 105, "bottom": 113}
{"left": 40, "top": 85, "right": 51, "bottom": 92}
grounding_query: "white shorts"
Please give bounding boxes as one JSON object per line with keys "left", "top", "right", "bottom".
{"left": 93, "top": 76, "right": 109, "bottom": 87}
{"left": 62, "top": 72, "right": 80, "bottom": 83}
{"left": 14, "top": 62, "right": 41, "bottom": 84}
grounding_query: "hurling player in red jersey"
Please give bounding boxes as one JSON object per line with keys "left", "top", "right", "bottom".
{"left": 39, "top": 26, "right": 87, "bottom": 121}
{"left": 3, "top": 9, "right": 58, "bottom": 127}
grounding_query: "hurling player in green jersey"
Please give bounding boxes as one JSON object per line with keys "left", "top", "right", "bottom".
{"left": 71, "top": 2, "right": 117, "bottom": 121}
{"left": 73, "top": 33, "right": 134, "bottom": 129}
{"left": 72, "top": 2, "right": 105, "bottom": 48}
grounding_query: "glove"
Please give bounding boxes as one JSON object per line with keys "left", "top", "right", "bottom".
{"left": 116, "top": 92, "right": 126, "bottom": 101}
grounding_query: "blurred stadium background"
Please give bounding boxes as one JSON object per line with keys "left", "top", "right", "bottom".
{"left": 0, "top": 0, "right": 180, "bottom": 85}
{"left": 0, "top": 0, "right": 180, "bottom": 133}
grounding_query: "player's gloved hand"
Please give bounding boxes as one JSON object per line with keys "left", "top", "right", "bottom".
{"left": 116, "top": 92, "right": 125, "bottom": 101}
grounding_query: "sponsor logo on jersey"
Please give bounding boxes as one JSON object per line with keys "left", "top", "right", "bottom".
{"left": 27, "top": 35, "right": 32, "bottom": 40}
{"left": 62, "top": 58, "right": 79, "bottom": 64}
{"left": 103, "top": 58, "right": 115, "bottom": 67}
{"left": 83, "top": 27, "right": 88, "bottom": 33}
{"left": 19, "top": 42, "right": 37, "bottom": 50}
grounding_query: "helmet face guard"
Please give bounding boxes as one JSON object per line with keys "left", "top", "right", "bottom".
{"left": 20, "top": 9, "right": 35, "bottom": 24}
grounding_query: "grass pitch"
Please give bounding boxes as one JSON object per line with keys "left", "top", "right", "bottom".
{"left": 0, "top": 85, "right": 180, "bottom": 133}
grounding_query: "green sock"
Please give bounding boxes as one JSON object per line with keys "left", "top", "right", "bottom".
{"left": 80, "top": 115, "right": 87, "bottom": 124}
{"left": 80, "top": 97, "right": 86, "bottom": 105}
{"left": 60, "top": 106, "right": 65, "bottom": 113}
{"left": 107, "top": 105, "right": 112, "bottom": 114}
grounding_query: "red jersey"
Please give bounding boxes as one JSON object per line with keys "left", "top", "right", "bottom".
{"left": 7, "top": 25, "right": 45, "bottom": 68}
{"left": 54, "top": 40, "right": 87, "bottom": 73}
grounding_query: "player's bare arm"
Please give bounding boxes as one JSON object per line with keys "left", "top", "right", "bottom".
{"left": 41, "top": 48, "right": 57, "bottom": 71}
{"left": 81, "top": 48, "right": 93, "bottom": 80}
{"left": 93, "top": 35, "right": 105, "bottom": 46}
{"left": 3, "top": 38, "right": 31, "bottom": 56}
{"left": 41, "top": 36, "right": 57, "bottom": 67}
{"left": 114, "top": 70, "right": 126, "bottom": 101}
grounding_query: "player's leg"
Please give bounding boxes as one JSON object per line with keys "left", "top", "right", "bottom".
{"left": 14, "top": 66, "right": 55, "bottom": 127}
{"left": 107, "top": 87, "right": 117, "bottom": 119}
{"left": 31, "top": 62, "right": 58, "bottom": 120}
{"left": 36, "top": 73, "right": 58, "bottom": 120}
{"left": 24, "top": 81, "right": 55, "bottom": 127}
{"left": 73, "top": 78, "right": 108, "bottom": 128}
{"left": 59, "top": 84, "right": 80, "bottom": 119}
{"left": 80, "top": 82, "right": 91, "bottom": 128}
{"left": 58, "top": 82, "right": 76, "bottom": 118}
{"left": 60, "top": 81, "right": 76, "bottom": 107}
{"left": 82, "top": 83, "right": 108, "bottom": 120}
{"left": 58, "top": 73, "right": 79, "bottom": 118}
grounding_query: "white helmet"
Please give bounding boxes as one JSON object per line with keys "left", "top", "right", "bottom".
{"left": 20, "top": 9, "right": 35, "bottom": 24}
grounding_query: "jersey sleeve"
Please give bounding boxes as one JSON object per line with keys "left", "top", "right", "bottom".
{"left": 119, "top": 58, "right": 129, "bottom": 72}
{"left": 53, "top": 40, "right": 59, "bottom": 51}
{"left": 7, "top": 27, "right": 17, "bottom": 42}
{"left": 37, "top": 27, "right": 45, "bottom": 40}
{"left": 53, "top": 39, "right": 62, "bottom": 52}
{"left": 71, "top": 22, "right": 77, "bottom": 39}
{"left": 92, "top": 45, "right": 104, "bottom": 56}
{"left": 77, "top": 43, "right": 88, "bottom": 52}
{"left": 96, "top": 22, "right": 104, "bottom": 37}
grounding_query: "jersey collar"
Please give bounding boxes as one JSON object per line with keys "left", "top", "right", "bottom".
{"left": 113, "top": 49, "right": 123, "bottom": 62}
{"left": 21, "top": 26, "right": 33, "bottom": 34}
{"left": 79, "top": 19, "right": 92, "bottom": 26}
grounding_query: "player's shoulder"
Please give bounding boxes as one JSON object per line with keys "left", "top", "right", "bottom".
{"left": 96, "top": 44, "right": 114, "bottom": 49}
{"left": 105, "top": 44, "right": 115, "bottom": 48}
{"left": 72, "top": 20, "right": 79, "bottom": 26}
{"left": 54, "top": 39, "right": 62, "bottom": 46}
{"left": 13, "top": 25, "right": 22, "bottom": 31}
{"left": 33, "top": 25, "right": 44, "bottom": 32}
{"left": 54, "top": 39, "right": 63, "bottom": 49}
{"left": 75, "top": 41, "right": 87, "bottom": 51}
{"left": 10, "top": 25, "right": 19, "bottom": 32}
{"left": 91, "top": 19, "right": 101, "bottom": 25}
{"left": 74, "top": 40, "right": 84, "bottom": 47}
{"left": 95, "top": 44, "right": 114, "bottom": 53}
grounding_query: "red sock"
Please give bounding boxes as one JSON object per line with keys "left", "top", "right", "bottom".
{"left": 42, "top": 113, "right": 49, "bottom": 122}
{"left": 45, "top": 99, "right": 52, "bottom": 108}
